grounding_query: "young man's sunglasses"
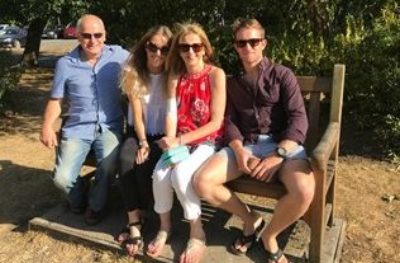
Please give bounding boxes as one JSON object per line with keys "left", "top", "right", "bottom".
{"left": 146, "top": 42, "right": 169, "bottom": 55}
{"left": 80, "top": 32, "right": 104, "bottom": 39}
{"left": 178, "top": 43, "right": 203, "bottom": 53}
{"left": 234, "top": 38, "right": 264, "bottom": 48}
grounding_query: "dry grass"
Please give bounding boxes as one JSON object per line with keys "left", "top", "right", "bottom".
{"left": 0, "top": 42, "right": 399, "bottom": 262}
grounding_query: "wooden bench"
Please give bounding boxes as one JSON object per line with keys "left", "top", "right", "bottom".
{"left": 226, "top": 64, "right": 346, "bottom": 263}
{"left": 77, "top": 64, "right": 345, "bottom": 262}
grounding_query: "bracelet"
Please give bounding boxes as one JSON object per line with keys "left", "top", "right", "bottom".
{"left": 138, "top": 139, "right": 148, "bottom": 148}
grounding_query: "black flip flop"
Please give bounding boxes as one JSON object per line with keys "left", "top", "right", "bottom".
{"left": 229, "top": 219, "right": 266, "bottom": 255}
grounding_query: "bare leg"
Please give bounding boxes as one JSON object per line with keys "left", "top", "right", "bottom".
{"left": 116, "top": 209, "right": 142, "bottom": 244}
{"left": 261, "top": 159, "right": 315, "bottom": 262}
{"left": 146, "top": 211, "right": 171, "bottom": 258}
{"left": 194, "top": 154, "right": 262, "bottom": 247}
{"left": 180, "top": 217, "right": 206, "bottom": 263}
{"left": 125, "top": 210, "right": 145, "bottom": 256}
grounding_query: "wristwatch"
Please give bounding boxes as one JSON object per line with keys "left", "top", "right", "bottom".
{"left": 275, "top": 146, "right": 288, "bottom": 159}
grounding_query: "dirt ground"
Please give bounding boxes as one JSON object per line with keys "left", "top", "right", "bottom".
{"left": 0, "top": 42, "right": 399, "bottom": 263}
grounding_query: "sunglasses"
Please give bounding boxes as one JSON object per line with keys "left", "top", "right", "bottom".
{"left": 234, "top": 38, "right": 264, "bottom": 48}
{"left": 146, "top": 42, "right": 169, "bottom": 55}
{"left": 178, "top": 43, "right": 203, "bottom": 53}
{"left": 80, "top": 32, "right": 104, "bottom": 39}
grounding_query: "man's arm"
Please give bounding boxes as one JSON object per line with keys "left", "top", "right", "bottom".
{"left": 40, "top": 98, "right": 62, "bottom": 149}
{"left": 280, "top": 68, "right": 308, "bottom": 146}
{"left": 251, "top": 67, "right": 308, "bottom": 181}
{"left": 224, "top": 81, "right": 252, "bottom": 174}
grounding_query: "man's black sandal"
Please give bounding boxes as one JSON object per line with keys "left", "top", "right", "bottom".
{"left": 229, "top": 219, "right": 266, "bottom": 255}
{"left": 265, "top": 248, "right": 292, "bottom": 263}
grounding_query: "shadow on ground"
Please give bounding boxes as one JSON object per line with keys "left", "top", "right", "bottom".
{"left": 0, "top": 160, "right": 60, "bottom": 226}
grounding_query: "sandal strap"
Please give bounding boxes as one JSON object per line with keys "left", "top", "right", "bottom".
{"left": 125, "top": 236, "right": 143, "bottom": 245}
{"left": 119, "top": 220, "right": 143, "bottom": 234}
{"left": 238, "top": 232, "right": 257, "bottom": 244}
{"left": 230, "top": 218, "right": 266, "bottom": 255}
{"left": 128, "top": 220, "right": 142, "bottom": 227}
{"left": 238, "top": 218, "right": 266, "bottom": 243}
{"left": 266, "top": 248, "right": 284, "bottom": 262}
{"left": 254, "top": 219, "right": 266, "bottom": 241}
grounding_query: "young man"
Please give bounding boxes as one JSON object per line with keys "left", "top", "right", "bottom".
{"left": 40, "top": 14, "right": 129, "bottom": 225}
{"left": 194, "top": 18, "right": 315, "bottom": 263}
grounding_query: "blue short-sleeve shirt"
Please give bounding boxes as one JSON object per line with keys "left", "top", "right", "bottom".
{"left": 51, "top": 45, "right": 129, "bottom": 140}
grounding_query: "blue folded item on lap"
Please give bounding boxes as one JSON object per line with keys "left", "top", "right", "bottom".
{"left": 161, "top": 145, "right": 190, "bottom": 166}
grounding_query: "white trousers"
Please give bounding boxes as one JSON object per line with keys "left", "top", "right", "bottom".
{"left": 152, "top": 144, "right": 215, "bottom": 220}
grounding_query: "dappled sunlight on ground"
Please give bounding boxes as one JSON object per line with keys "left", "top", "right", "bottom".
{"left": 0, "top": 41, "right": 399, "bottom": 263}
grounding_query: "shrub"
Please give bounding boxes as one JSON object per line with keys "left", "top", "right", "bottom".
{"left": 337, "top": 3, "right": 400, "bottom": 159}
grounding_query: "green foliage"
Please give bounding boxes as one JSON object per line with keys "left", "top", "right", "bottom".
{"left": 89, "top": 0, "right": 400, "bottom": 159}
{"left": 1, "top": 0, "right": 399, "bottom": 158}
{"left": 0, "top": 51, "right": 22, "bottom": 113}
{"left": 0, "top": 0, "right": 89, "bottom": 25}
{"left": 337, "top": 2, "right": 400, "bottom": 158}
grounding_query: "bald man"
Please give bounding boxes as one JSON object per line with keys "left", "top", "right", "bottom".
{"left": 40, "top": 14, "right": 129, "bottom": 225}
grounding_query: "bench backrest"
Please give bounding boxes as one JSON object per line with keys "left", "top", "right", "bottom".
{"left": 298, "top": 64, "right": 345, "bottom": 152}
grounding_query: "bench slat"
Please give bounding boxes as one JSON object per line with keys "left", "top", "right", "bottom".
{"left": 297, "top": 76, "right": 331, "bottom": 93}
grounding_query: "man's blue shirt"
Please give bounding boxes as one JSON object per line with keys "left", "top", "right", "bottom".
{"left": 51, "top": 44, "right": 129, "bottom": 140}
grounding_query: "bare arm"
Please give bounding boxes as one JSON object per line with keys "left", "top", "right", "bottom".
{"left": 130, "top": 95, "right": 147, "bottom": 143}
{"left": 156, "top": 75, "right": 178, "bottom": 150}
{"left": 40, "top": 98, "right": 62, "bottom": 149}
{"left": 165, "top": 76, "right": 178, "bottom": 139}
{"left": 179, "top": 66, "right": 226, "bottom": 145}
{"left": 129, "top": 94, "right": 150, "bottom": 164}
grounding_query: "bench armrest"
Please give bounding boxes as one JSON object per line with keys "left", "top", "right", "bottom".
{"left": 310, "top": 122, "right": 340, "bottom": 172}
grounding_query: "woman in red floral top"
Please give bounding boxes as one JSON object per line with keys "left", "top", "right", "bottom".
{"left": 146, "top": 23, "right": 226, "bottom": 263}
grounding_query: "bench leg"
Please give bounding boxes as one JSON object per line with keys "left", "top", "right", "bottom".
{"left": 308, "top": 168, "right": 326, "bottom": 263}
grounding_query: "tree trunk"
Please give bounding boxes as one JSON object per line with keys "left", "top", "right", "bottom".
{"left": 21, "top": 17, "right": 48, "bottom": 67}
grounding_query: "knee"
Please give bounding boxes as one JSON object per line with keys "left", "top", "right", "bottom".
{"left": 99, "top": 152, "right": 119, "bottom": 176}
{"left": 192, "top": 168, "right": 216, "bottom": 200}
{"left": 293, "top": 174, "right": 315, "bottom": 208}
{"left": 170, "top": 167, "right": 187, "bottom": 194}
{"left": 299, "top": 183, "right": 315, "bottom": 207}
{"left": 53, "top": 170, "right": 72, "bottom": 193}
{"left": 119, "top": 151, "right": 133, "bottom": 168}
{"left": 120, "top": 138, "right": 138, "bottom": 164}
{"left": 152, "top": 167, "right": 167, "bottom": 184}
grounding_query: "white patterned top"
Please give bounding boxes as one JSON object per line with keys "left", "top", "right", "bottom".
{"left": 127, "top": 73, "right": 166, "bottom": 136}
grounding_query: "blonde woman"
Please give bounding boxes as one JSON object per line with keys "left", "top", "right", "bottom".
{"left": 117, "top": 25, "right": 172, "bottom": 258}
{"left": 146, "top": 23, "right": 226, "bottom": 263}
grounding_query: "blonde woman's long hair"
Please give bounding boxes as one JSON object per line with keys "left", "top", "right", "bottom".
{"left": 165, "top": 23, "right": 215, "bottom": 77}
{"left": 120, "top": 25, "right": 172, "bottom": 98}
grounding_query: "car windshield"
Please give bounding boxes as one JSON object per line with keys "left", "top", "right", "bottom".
{"left": 5, "top": 29, "right": 18, "bottom": 35}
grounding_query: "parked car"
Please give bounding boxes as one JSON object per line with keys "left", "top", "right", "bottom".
{"left": 42, "top": 25, "right": 64, "bottom": 39}
{"left": 63, "top": 23, "right": 77, "bottom": 39}
{"left": 0, "top": 26, "right": 27, "bottom": 48}
{"left": 0, "top": 24, "right": 10, "bottom": 35}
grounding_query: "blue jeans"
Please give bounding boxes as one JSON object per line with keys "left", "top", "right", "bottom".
{"left": 53, "top": 127, "right": 122, "bottom": 211}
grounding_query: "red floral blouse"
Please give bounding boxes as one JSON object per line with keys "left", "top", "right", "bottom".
{"left": 176, "top": 65, "right": 223, "bottom": 147}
